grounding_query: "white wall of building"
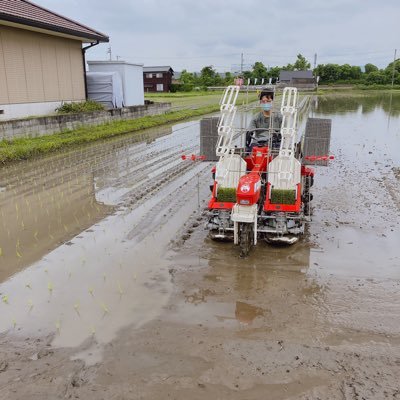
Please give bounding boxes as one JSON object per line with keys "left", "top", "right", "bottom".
{"left": 87, "top": 61, "right": 144, "bottom": 106}
{"left": 0, "top": 101, "right": 63, "bottom": 120}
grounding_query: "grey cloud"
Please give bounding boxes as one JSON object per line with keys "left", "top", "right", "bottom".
{"left": 33, "top": 0, "right": 399, "bottom": 70}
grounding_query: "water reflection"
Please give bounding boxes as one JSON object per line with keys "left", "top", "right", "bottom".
{"left": 315, "top": 91, "right": 400, "bottom": 116}
{"left": 0, "top": 125, "right": 175, "bottom": 279}
{"left": 308, "top": 91, "right": 400, "bottom": 278}
{"left": 0, "top": 118, "right": 206, "bottom": 350}
{"left": 0, "top": 163, "right": 111, "bottom": 282}
{"left": 172, "top": 233, "right": 327, "bottom": 335}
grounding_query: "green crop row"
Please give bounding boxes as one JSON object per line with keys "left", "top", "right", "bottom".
{"left": 0, "top": 105, "right": 220, "bottom": 164}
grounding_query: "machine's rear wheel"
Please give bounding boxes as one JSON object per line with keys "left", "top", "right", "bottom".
{"left": 239, "top": 223, "right": 253, "bottom": 257}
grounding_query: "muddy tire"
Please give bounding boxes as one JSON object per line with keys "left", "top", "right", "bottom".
{"left": 239, "top": 223, "right": 253, "bottom": 257}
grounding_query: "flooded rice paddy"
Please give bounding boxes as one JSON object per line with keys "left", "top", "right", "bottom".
{"left": 0, "top": 92, "right": 400, "bottom": 399}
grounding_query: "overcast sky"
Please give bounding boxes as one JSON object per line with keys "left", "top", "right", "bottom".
{"left": 34, "top": 0, "right": 399, "bottom": 72}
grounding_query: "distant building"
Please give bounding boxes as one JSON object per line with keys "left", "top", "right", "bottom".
{"left": 143, "top": 66, "right": 174, "bottom": 92}
{"left": 278, "top": 70, "right": 316, "bottom": 89}
{"left": 0, "top": 0, "right": 109, "bottom": 120}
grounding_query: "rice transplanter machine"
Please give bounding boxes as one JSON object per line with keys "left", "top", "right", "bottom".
{"left": 207, "top": 85, "right": 331, "bottom": 256}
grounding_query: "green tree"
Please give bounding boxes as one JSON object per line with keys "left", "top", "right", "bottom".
{"left": 365, "top": 71, "right": 389, "bottom": 85}
{"left": 385, "top": 58, "right": 400, "bottom": 75}
{"left": 293, "top": 54, "right": 311, "bottom": 70}
{"left": 282, "top": 63, "right": 294, "bottom": 71}
{"left": 243, "top": 70, "right": 252, "bottom": 80}
{"left": 314, "top": 64, "right": 341, "bottom": 82}
{"left": 214, "top": 73, "right": 223, "bottom": 86}
{"left": 252, "top": 61, "right": 268, "bottom": 79}
{"left": 364, "top": 63, "right": 378, "bottom": 74}
{"left": 224, "top": 72, "right": 233, "bottom": 85}
{"left": 339, "top": 64, "right": 353, "bottom": 80}
{"left": 350, "top": 66, "right": 362, "bottom": 80}
{"left": 199, "top": 65, "right": 218, "bottom": 87}
{"left": 267, "top": 66, "right": 281, "bottom": 80}
{"left": 179, "top": 69, "right": 195, "bottom": 85}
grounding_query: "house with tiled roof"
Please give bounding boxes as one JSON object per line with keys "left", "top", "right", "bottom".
{"left": 0, "top": 0, "right": 109, "bottom": 119}
{"left": 143, "top": 66, "right": 174, "bottom": 92}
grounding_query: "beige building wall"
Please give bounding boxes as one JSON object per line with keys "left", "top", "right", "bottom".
{"left": 0, "top": 25, "right": 85, "bottom": 105}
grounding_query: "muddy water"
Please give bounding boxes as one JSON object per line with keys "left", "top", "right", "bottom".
{"left": 0, "top": 119, "right": 212, "bottom": 348}
{"left": 0, "top": 93, "right": 400, "bottom": 399}
{"left": 152, "top": 92, "right": 400, "bottom": 398}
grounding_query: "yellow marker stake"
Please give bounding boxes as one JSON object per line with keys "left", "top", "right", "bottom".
{"left": 28, "top": 299, "right": 33, "bottom": 311}
{"left": 0, "top": 247, "right": 2, "bottom": 256}
{"left": 47, "top": 281, "right": 53, "bottom": 293}
{"left": 2, "top": 295, "right": 9, "bottom": 304}
{"left": 88, "top": 287, "right": 94, "bottom": 297}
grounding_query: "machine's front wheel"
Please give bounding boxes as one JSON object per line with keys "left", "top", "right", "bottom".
{"left": 239, "top": 223, "right": 253, "bottom": 257}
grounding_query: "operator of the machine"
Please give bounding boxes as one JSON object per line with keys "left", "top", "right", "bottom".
{"left": 246, "top": 89, "right": 282, "bottom": 151}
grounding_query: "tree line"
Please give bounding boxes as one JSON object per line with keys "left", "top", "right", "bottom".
{"left": 173, "top": 54, "right": 400, "bottom": 91}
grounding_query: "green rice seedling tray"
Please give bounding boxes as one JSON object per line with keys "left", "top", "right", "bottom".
{"left": 270, "top": 189, "right": 296, "bottom": 204}
{"left": 217, "top": 187, "right": 236, "bottom": 203}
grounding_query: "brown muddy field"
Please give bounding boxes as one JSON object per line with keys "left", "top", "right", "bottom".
{"left": 0, "top": 93, "right": 400, "bottom": 399}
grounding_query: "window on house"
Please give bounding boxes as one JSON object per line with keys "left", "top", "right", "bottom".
{"left": 156, "top": 73, "right": 163, "bottom": 78}
{"left": 156, "top": 84, "right": 164, "bottom": 91}
{"left": 146, "top": 73, "right": 153, "bottom": 78}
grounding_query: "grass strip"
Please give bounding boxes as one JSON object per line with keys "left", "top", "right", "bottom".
{"left": 0, "top": 105, "right": 220, "bottom": 164}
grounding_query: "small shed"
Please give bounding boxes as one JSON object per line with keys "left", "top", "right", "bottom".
{"left": 86, "top": 72, "right": 124, "bottom": 109}
{"left": 278, "top": 70, "right": 316, "bottom": 89}
{"left": 87, "top": 61, "right": 144, "bottom": 106}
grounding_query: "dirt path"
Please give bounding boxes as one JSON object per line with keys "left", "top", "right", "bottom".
{"left": 1, "top": 98, "right": 400, "bottom": 399}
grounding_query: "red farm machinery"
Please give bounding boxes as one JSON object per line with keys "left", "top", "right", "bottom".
{"left": 206, "top": 86, "right": 332, "bottom": 256}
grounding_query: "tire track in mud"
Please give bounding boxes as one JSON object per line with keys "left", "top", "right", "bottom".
{"left": 107, "top": 144, "right": 199, "bottom": 194}
{"left": 124, "top": 164, "right": 211, "bottom": 245}
{"left": 0, "top": 121, "right": 201, "bottom": 201}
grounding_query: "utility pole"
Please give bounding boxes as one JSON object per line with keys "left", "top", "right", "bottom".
{"left": 240, "top": 53, "right": 244, "bottom": 75}
{"left": 391, "top": 49, "right": 397, "bottom": 89}
{"left": 313, "top": 53, "right": 317, "bottom": 69}
{"left": 107, "top": 46, "right": 112, "bottom": 61}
